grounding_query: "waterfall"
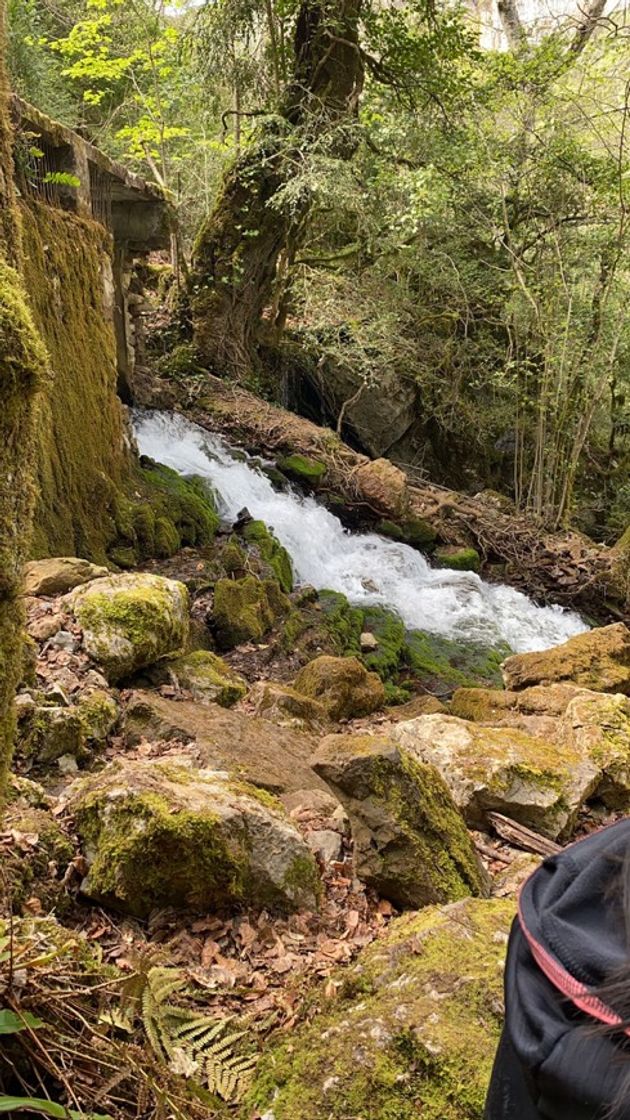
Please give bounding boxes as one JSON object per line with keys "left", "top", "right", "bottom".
{"left": 133, "top": 409, "right": 587, "bottom": 655}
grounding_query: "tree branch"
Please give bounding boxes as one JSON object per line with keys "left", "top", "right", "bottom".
{"left": 497, "top": 0, "right": 529, "bottom": 49}
{"left": 569, "top": 0, "right": 608, "bottom": 55}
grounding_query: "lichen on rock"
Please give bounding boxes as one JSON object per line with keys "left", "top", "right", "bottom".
{"left": 502, "top": 623, "right": 630, "bottom": 694}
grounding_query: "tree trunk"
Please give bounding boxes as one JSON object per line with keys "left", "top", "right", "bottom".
{"left": 191, "top": 0, "right": 364, "bottom": 379}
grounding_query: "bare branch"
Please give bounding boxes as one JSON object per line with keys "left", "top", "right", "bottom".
{"left": 569, "top": 0, "right": 608, "bottom": 55}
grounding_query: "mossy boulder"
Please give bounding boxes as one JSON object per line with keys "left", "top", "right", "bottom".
{"left": 360, "top": 606, "right": 406, "bottom": 680}
{"left": 434, "top": 545, "right": 481, "bottom": 572}
{"left": 502, "top": 623, "right": 629, "bottom": 694}
{"left": 377, "top": 516, "right": 437, "bottom": 548}
{"left": 18, "top": 704, "right": 86, "bottom": 765}
{"left": 76, "top": 688, "right": 120, "bottom": 741}
{"left": 24, "top": 557, "right": 108, "bottom": 597}
{"left": 167, "top": 650, "right": 247, "bottom": 707}
{"left": 313, "top": 734, "right": 486, "bottom": 907}
{"left": 403, "top": 630, "right": 507, "bottom": 693}
{"left": 134, "top": 459, "right": 220, "bottom": 558}
{"left": 67, "top": 572, "right": 189, "bottom": 683}
{"left": 249, "top": 896, "right": 512, "bottom": 1120}
{"left": 68, "top": 758, "right": 321, "bottom": 918}
{"left": 392, "top": 712, "right": 600, "bottom": 839}
{"left": 294, "top": 656, "right": 385, "bottom": 721}
{"left": 566, "top": 691, "right": 630, "bottom": 810}
{"left": 450, "top": 683, "right": 585, "bottom": 723}
{"left": 248, "top": 681, "right": 329, "bottom": 730}
{"left": 277, "top": 453, "right": 327, "bottom": 487}
{"left": 212, "top": 575, "right": 289, "bottom": 650}
{"left": 241, "top": 519, "right": 293, "bottom": 592}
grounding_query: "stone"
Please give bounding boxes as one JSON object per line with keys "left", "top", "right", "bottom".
{"left": 277, "top": 454, "right": 327, "bottom": 487}
{"left": 241, "top": 520, "right": 294, "bottom": 593}
{"left": 28, "top": 613, "right": 64, "bottom": 641}
{"left": 492, "top": 853, "right": 541, "bottom": 898}
{"left": 565, "top": 691, "right": 630, "bottom": 810}
{"left": 48, "top": 630, "right": 77, "bottom": 652}
{"left": 248, "top": 681, "right": 329, "bottom": 729}
{"left": 391, "top": 713, "right": 600, "bottom": 839}
{"left": 403, "top": 629, "right": 506, "bottom": 692}
{"left": 434, "top": 545, "right": 482, "bottom": 573}
{"left": 248, "top": 897, "right": 512, "bottom": 1120}
{"left": 281, "top": 788, "right": 340, "bottom": 815}
{"left": 1, "top": 800, "right": 74, "bottom": 914}
{"left": 360, "top": 631, "right": 378, "bottom": 652}
{"left": 312, "top": 733, "right": 486, "bottom": 907}
{"left": 354, "top": 457, "right": 408, "bottom": 519}
{"left": 23, "top": 557, "right": 108, "bottom": 597}
{"left": 123, "top": 691, "right": 327, "bottom": 795}
{"left": 212, "top": 575, "right": 289, "bottom": 650}
{"left": 502, "top": 623, "right": 630, "bottom": 694}
{"left": 450, "top": 682, "right": 585, "bottom": 722}
{"left": 76, "top": 689, "right": 119, "bottom": 741}
{"left": 68, "top": 758, "right": 321, "bottom": 918}
{"left": 167, "top": 650, "right": 247, "bottom": 707}
{"left": 293, "top": 656, "right": 385, "bottom": 721}
{"left": 306, "top": 829, "right": 343, "bottom": 863}
{"left": 21, "top": 705, "right": 86, "bottom": 764}
{"left": 386, "top": 694, "right": 448, "bottom": 720}
{"left": 66, "top": 572, "right": 189, "bottom": 683}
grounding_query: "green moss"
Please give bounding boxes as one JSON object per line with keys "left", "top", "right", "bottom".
{"left": 277, "top": 453, "right": 327, "bottom": 486}
{"left": 1, "top": 805, "right": 74, "bottom": 913}
{"left": 212, "top": 575, "right": 290, "bottom": 650}
{"left": 77, "top": 690, "right": 119, "bottom": 741}
{"left": 108, "top": 545, "right": 137, "bottom": 570}
{"left": 403, "top": 630, "right": 507, "bottom": 693}
{"left": 248, "top": 898, "right": 512, "bottom": 1120}
{"left": 154, "top": 516, "right": 181, "bottom": 558}
{"left": 318, "top": 589, "right": 364, "bottom": 655}
{"left": 434, "top": 546, "right": 482, "bottom": 573}
{"left": 361, "top": 606, "right": 406, "bottom": 680}
{"left": 242, "top": 519, "right": 293, "bottom": 592}
{"left": 168, "top": 649, "right": 247, "bottom": 707}
{"left": 133, "top": 459, "right": 219, "bottom": 559}
{"left": 377, "top": 517, "right": 437, "bottom": 549}
{"left": 221, "top": 537, "right": 248, "bottom": 576}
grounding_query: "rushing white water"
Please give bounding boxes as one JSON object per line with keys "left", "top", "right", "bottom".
{"left": 133, "top": 409, "right": 588, "bottom": 654}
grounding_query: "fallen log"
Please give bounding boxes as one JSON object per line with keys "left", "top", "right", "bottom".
{"left": 140, "top": 371, "right": 628, "bottom": 622}
{"left": 487, "top": 812, "right": 562, "bottom": 858}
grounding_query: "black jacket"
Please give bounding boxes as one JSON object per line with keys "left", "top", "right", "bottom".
{"left": 485, "top": 818, "right": 630, "bottom": 1120}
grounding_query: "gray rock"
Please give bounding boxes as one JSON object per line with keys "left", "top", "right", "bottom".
{"left": 306, "top": 829, "right": 343, "bottom": 863}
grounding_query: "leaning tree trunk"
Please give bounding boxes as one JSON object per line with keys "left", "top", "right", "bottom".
{"left": 0, "top": 5, "right": 48, "bottom": 801}
{"left": 191, "top": 0, "right": 364, "bottom": 379}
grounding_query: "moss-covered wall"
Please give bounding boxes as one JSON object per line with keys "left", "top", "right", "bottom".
{"left": 19, "top": 199, "right": 131, "bottom": 562}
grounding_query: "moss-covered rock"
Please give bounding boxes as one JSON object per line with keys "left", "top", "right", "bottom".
{"left": 294, "top": 656, "right": 385, "bottom": 721}
{"left": 392, "top": 712, "right": 600, "bottom": 839}
{"left": 76, "top": 688, "right": 119, "bottom": 742}
{"left": 1, "top": 801, "right": 74, "bottom": 914}
{"left": 377, "top": 516, "right": 437, "bottom": 548}
{"left": 241, "top": 519, "right": 293, "bottom": 592}
{"left": 18, "top": 704, "right": 86, "bottom": 765}
{"left": 502, "top": 623, "right": 629, "bottom": 694}
{"left": 249, "top": 897, "right": 512, "bottom": 1120}
{"left": 167, "top": 649, "right": 247, "bottom": 707}
{"left": 450, "top": 683, "right": 584, "bottom": 723}
{"left": 23, "top": 557, "right": 108, "bottom": 597}
{"left": 277, "top": 453, "right": 327, "bottom": 487}
{"left": 133, "top": 458, "right": 220, "bottom": 559}
{"left": 434, "top": 545, "right": 481, "bottom": 572}
{"left": 566, "top": 691, "right": 630, "bottom": 810}
{"left": 68, "top": 758, "right": 320, "bottom": 917}
{"left": 248, "top": 681, "right": 329, "bottom": 730}
{"left": 212, "top": 575, "right": 289, "bottom": 649}
{"left": 360, "top": 606, "right": 406, "bottom": 680}
{"left": 67, "top": 572, "right": 189, "bottom": 683}
{"left": 403, "top": 630, "right": 507, "bottom": 693}
{"left": 313, "top": 734, "right": 486, "bottom": 907}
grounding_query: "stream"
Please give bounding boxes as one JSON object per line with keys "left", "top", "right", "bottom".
{"left": 133, "top": 409, "right": 588, "bottom": 655}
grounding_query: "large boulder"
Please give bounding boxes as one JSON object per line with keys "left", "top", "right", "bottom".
{"left": 502, "top": 623, "right": 630, "bottom": 694}
{"left": 212, "top": 575, "right": 289, "bottom": 649}
{"left": 123, "top": 691, "right": 328, "bottom": 795}
{"left": 249, "top": 897, "right": 512, "bottom": 1120}
{"left": 164, "top": 650, "right": 247, "bottom": 707}
{"left": 565, "top": 691, "right": 630, "bottom": 809}
{"left": 391, "top": 713, "right": 600, "bottom": 838}
{"left": 67, "top": 758, "right": 320, "bottom": 918}
{"left": 354, "top": 457, "right": 408, "bottom": 519}
{"left": 312, "top": 733, "right": 486, "bottom": 907}
{"left": 293, "top": 655, "right": 385, "bottom": 721}
{"left": 451, "top": 682, "right": 585, "bottom": 722}
{"left": 66, "top": 572, "right": 189, "bottom": 683}
{"left": 24, "top": 557, "right": 108, "bottom": 597}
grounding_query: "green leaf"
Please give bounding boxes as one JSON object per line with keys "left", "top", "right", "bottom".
{"left": 42, "top": 171, "right": 81, "bottom": 188}
{"left": 0, "top": 1009, "right": 45, "bottom": 1034}
{"left": 0, "top": 1097, "right": 112, "bottom": 1119}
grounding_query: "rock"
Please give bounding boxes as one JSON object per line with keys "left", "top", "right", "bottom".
{"left": 241, "top": 520, "right": 294, "bottom": 592}
{"left": 1, "top": 800, "right": 74, "bottom": 914}
{"left": 403, "top": 629, "right": 506, "bottom": 692}
{"left": 248, "top": 897, "right": 512, "bottom": 1120}
{"left": 354, "top": 457, "right": 408, "bottom": 519}
{"left": 492, "top": 853, "right": 541, "bottom": 898}
{"left": 248, "top": 681, "right": 329, "bottom": 729}
{"left": 377, "top": 516, "right": 437, "bottom": 548}
{"left": 20, "top": 705, "right": 86, "bottom": 764}
{"left": 48, "top": 630, "right": 77, "bottom": 652}
{"left": 76, "top": 689, "right": 119, "bottom": 741}
{"left": 391, "top": 713, "right": 600, "bottom": 839}
{"left": 565, "top": 691, "right": 630, "bottom": 809}
{"left": 23, "top": 557, "right": 108, "bottom": 597}
{"left": 28, "top": 613, "right": 64, "bottom": 641}
{"left": 66, "top": 572, "right": 189, "bottom": 683}
{"left": 281, "top": 788, "right": 340, "bottom": 815}
{"left": 68, "top": 758, "right": 320, "bottom": 918}
{"left": 387, "top": 694, "right": 448, "bottom": 720}
{"left": 434, "top": 545, "right": 482, "bottom": 573}
{"left": 360, "top": 631, "right": 378, "bottom": 652}
{"left": 277, "top": 454, "right": 327, "bottom": 487}
{"left": 212, "top": 575, "right": 289, "bottom": 650}
{"left": 450, "top": 682, "right": 585, "bottom": 722}
{"left": 293, "top": 656, "right": 385, "bottom": 721}
{"left": 502, "top": 623, "right": 630, "bottom": 694}
{"left": 306, "top": 829, "right": 343, "bottom": 863}
{"left": 312, "top": 734, "right": 486, "bottom": 907}
{"left": 167, "top": 650, "right": 247, "bottom": 707}
{"left": 123, "top": 691, "right": 327, "bottom": 795}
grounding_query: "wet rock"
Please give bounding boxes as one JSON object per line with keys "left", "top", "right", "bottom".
{"left": 293, "top": 656, "right": 385, "bottom": 721}
{"left": 354, "top": 457, "right": 408, "bottom": 519}
{"left": 166, "top": 650, "right": 247, "bottom": 707}
{"left": 502, "top": 623, "right": 630, "bottom": 694}
{"left": 66, "top": 572, "right": 189, "bottom": 683}
{"left": 24, "top": 557, "right": 108, "bottom": 597}
{"left": 248, "top": 681, "right": 329, "bottom": 730}
{"left": 68, "top": 758, "right": 320, "bottom": 918}
{"left": 123, "top": 691, "right": 327, "bottom": 795}
{"left": 276, "top": 454, "right": 327, "bottom": 487}
{"left": 391, "top": 712, "right": 599, "bottom": 839}
{"left": 249, "top": 897, "right": 512, "bottom": 1120}
{"left": 434, "top": 545, "right": 481, "bottom": 573}
{"left": 312, "top": 733, "right": 486, "bottom": 907}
